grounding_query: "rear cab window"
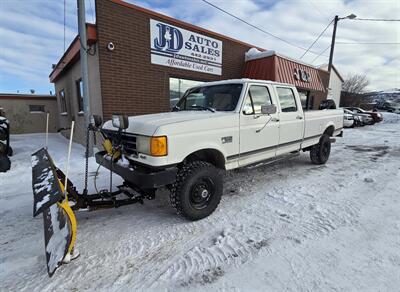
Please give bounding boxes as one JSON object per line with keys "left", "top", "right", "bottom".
{"left": 276, "top": 87, "right": 298, "bottom": 112}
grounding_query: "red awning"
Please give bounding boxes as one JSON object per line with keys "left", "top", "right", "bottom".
{"left": 243, "top": 52, "right": 326, "bottom": 92}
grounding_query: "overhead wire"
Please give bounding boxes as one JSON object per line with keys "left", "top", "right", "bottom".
{"left": 299, "top": 19, "right": 333, "bottom": 59}
{"left": 63, "top": 0, "right": 66, "bottom": 52}
{"left": 88, "top": 0, "right": 95, "bottom": 23}
{"left": 336, "top": 42, "right": 400, "bottom": 45}
{"left": 311, "top": 45, "right": 331, "bottom": 64}
{"left": 350, "top": 18, "right": 400, "bottom": 22}
{"left": 201, "top": 0, "right": 327, "bottom": 56}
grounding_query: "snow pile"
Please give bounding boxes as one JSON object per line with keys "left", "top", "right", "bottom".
{"left": 245, "top": 48, "right": 275, "bottom": 62}
{"left": 1, "top": 116, "right": 400, "bottom": 291}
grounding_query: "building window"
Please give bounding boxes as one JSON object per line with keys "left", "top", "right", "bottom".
{"left": 76, "top": 79, "right": 84, "bottom": 113}
{"left": 59, "top": 89, "right": 67, "bottom": 114}
{"left": 277, "top": 87, "right": 298, "bottom": 112}
{"left": 298, "top": 90, "right": 311, "bottom": 109}
{"left": 29, "top": 105, "right": 45, "bottom": 113}
{"left": 169, "top": 77, "right": 203, "bottom": 108}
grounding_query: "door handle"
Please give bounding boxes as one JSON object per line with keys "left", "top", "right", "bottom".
{"left": 296, "top": 116, "right": 303, "bottom": 120}
{"left": 271, "top": 118, "right": 280, "bottom": 122}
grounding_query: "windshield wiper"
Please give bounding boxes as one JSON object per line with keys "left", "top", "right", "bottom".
{"left": 187, "top": 105, "right": 216, "bottom": 113}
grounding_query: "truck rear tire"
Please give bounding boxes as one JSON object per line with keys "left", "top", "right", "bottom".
{"left": 170, "top": 161, "right": 223, "bottom": 221}
{"left": 310, "top": 134, "right": 331, "bottom": 165}
{"left": 0, "top": 153, "right": 11, "bottom": 172}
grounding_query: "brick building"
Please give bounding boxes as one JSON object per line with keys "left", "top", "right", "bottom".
{"left": 50, "top": 0, "right": 331, "bottom": 144}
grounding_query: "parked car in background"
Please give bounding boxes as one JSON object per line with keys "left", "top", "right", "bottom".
{"left": 319, "top": 99, "right": 337, "bottom": 110}
{"left": 344, "top": 107, "right": 383, "bottom": 123}
{"left": 380, "top": 101, "right": 400, "bottom": 113}
{"left": 343, "top": 109, "right": 374, "bottom": 126}
{"left": 343, "top": 111, "right": 355, "bottom": 128}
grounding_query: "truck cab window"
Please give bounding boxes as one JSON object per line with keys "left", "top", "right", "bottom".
{"left": 277, "top": 87, "right": 297, "bottom": 112}
{"left": 243, "top": 85, "right": 272, "bottom": 115}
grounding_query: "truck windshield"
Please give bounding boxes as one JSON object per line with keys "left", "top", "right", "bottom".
{"left": 175, "top": 84, "right": 243, "bottom": 112}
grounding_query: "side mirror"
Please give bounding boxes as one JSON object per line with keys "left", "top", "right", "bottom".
{"left": 112, "top": 114, "right": 129, "bottom": 130}
{"left": 261, "top": 104, "right": 277, "bottom": 115}
{"left": 90, "top": 115, "right": 103, "bottom": 128}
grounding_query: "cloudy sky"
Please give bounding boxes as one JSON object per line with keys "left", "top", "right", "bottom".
{"left": 0, "top": 0, "right": 399, "bottom": 94}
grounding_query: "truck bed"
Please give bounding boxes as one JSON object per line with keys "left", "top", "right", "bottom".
{"left": 303, "top": 109, "right": 344, "bottom": 147}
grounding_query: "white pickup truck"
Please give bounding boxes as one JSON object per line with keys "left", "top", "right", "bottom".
{"left": 98, "top": 79, "right": 343, "bottom": 220}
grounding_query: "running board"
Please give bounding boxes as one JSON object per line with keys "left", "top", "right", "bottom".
{"left": 245, "top": 151, "right": 300, "bottom": 169}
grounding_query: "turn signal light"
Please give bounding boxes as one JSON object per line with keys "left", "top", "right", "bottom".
{"left": 150, "top": 136, "right": 167, "bottom": 156}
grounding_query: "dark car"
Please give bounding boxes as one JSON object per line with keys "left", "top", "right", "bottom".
{"left": 0, "top": 116, "right": 12, "bottom": 172}
{"left": 319, "top": 99, "right": 337, "bottom": 110}
{"left": 344, "top": 107, "right": 383, "bottom": 123}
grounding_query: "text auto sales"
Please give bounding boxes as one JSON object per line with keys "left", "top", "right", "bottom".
{"left": 169, "top": 35, "right": 220, "bottom": 73}
{"left": 151, "top": 20, "right": 223, "bottom": 75}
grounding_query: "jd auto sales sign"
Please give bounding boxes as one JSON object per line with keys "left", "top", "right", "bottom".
{"left": 150, "top": 19, "right": 222, "bottom": 75}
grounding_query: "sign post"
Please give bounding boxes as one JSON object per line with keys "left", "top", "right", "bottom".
{"left": 77, "top": 0, "right": 93, "bottom": 156}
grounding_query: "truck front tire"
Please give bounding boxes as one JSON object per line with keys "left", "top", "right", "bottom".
{"left": 310, "top": 134, "right": 331, "bottom": 165}
{"left": 170, "top": 161, "right": 223, "bottom": 221}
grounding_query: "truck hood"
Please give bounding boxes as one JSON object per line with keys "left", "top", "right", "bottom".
{"left": 102, "top": 111, "right": 235, "bottom": 136}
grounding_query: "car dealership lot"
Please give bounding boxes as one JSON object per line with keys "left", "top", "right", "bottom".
{"left": 1, "top": 113, "right": 400, "bottom": 291}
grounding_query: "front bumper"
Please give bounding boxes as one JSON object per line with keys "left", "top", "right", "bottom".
{"left": 95, "top": 151, "right": 178, "bottom": 189}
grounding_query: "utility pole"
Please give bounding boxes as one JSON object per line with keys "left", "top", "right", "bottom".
{"left": 328, "top": 15, "right": 339, "bottom": 73}
{"left": 77, "top": 0, "right": 93, "bottom": 156}
{"left": 328, "top": 14, "right": 356, "bottom": 73}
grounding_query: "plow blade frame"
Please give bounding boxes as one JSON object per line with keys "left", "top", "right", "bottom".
{"left": 32, "top": 148, "right": 64, "bottom": 217}
{"left": 31, "top": 147, "right": 76, "bottom": 276}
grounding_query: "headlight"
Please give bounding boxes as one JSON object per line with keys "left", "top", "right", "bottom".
{"left": 136, "top": 136, "right": 168, "bottom": 157}
{"left": 112, "top": 114, "right": 129, "bottom": 130}
{"left": 136, "top": 136, "right": 151, "bottom": 154}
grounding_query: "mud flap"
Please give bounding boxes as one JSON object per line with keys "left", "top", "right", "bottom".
{"left": 32, "top": 148, "right": 77, "bottom": 276}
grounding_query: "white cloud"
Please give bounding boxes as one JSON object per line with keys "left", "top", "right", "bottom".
{"left": 127, "top": 0, "right": 400, "bottom": 91}
{"left": 0, "top": 0, "right": 398, "bottom": 93}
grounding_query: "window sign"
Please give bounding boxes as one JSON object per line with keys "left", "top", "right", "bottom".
{"left": 150, "top": 19, "right": 223, "bottom": 75}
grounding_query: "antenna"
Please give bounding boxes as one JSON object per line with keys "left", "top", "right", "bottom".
{"left": 45, "top": 112, "right": 49, "bottom": 149}
{"left": 64, "top": 121, "right": 75, "bottom": 197}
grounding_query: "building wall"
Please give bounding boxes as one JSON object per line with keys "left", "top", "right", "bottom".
{"left": 327, "top": 70, "right": 343, "bottom": 108}
{"left": 96, "top": 0, "right": 257, "bottom": 119}
{"left": 0, "top": 97, "right": 58, "bottom": 134}
{"left": 313, "top": 69, "right": 330, "bottom": 109}
{"left": 54, "top": 46, "right": 103, "bottom": 143}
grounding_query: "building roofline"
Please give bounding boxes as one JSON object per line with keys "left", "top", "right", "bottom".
{"left": 331, "top": 65, "right": 344, "bottom": 82}
{"left": 110, "top": 0, "right": 265, "bottom": 51}
{"left": 0, "top": 93, "right": 56, "bottom": 100}
{"left": 246, "top": 49, "right": 323, "bottom": 71}
{"left": 317, "top": 64, "right": 344, "bottom": 82}
{"left": 49, "top": 23, "right": 97, "bottom": 83}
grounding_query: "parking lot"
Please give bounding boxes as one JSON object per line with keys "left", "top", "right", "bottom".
{"left": 1, "top": 112, "right": 400, "bottom": 291}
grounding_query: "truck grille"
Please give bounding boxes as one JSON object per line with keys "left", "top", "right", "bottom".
{"left": 102, "top": 129, "right": 138, "bottom": 157}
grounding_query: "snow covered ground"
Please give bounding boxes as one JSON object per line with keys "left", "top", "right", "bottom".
{"left": 1, "top": 113, "right": 400, "bottom": 291}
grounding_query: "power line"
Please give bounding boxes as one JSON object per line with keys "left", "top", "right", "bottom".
{"left": 306, "top": 0, "right": 329, "bottom": 18}
{"left": 88, "top": 0, "right": 95, "bottom": 23}
{"left": 201, "top": 0, "right": 326, "bottom": 56}
{"left": 350, "top": 18, "right": 400, "bottom": 22}
{"left": 63, "top": 0, "right": 66, "bottom": 52}
{"left": 300, "top": 19, "right": 333, "bottom": 59}
{"left": 311, "top": 45, "right": 331, "bottom": 63}
{"left": 337, "top": 42, "right": 400, "bottom": 44}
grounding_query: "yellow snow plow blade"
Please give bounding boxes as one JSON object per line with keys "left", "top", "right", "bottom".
{"left": 32, "top": 148, "right": 77, "bottom": 277}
